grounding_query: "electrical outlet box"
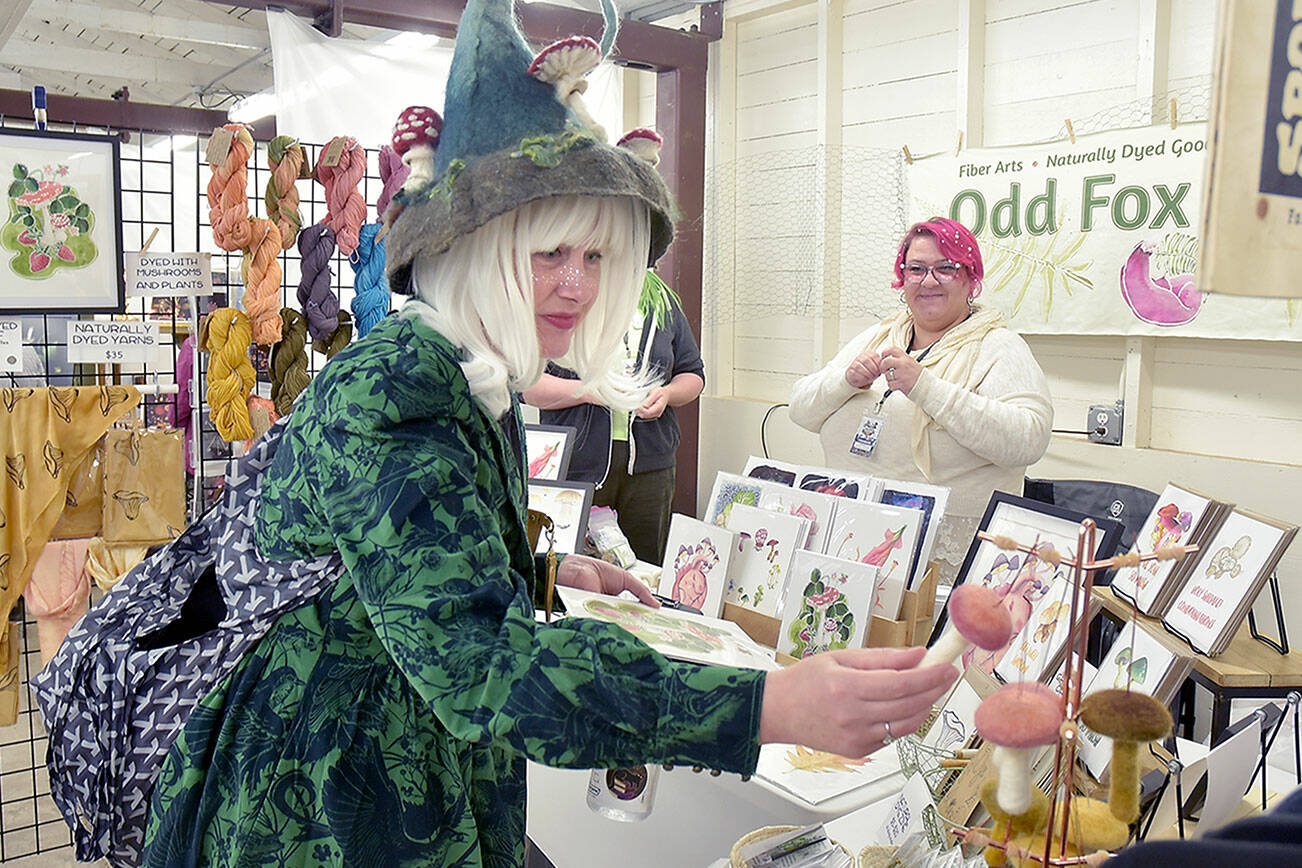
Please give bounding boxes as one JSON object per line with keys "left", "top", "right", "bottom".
{"left": 1087, "top": 402, "right": 1123, "bottom": 445}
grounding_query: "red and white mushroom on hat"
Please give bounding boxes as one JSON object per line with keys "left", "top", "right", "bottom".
{"left": 392, "top": 106, "right": 443, "bottom": 190}
{"left": 616, "top": 127, "right": 663, "bottom": 166}
{"left": 529, "top": 36, "right": 607, "bottom": 141}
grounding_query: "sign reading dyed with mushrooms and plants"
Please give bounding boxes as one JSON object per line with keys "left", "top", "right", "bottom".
{"left": 0, "top": 130, "right": 123, "bottom": 313}
{"left": 907, "top": 123, "right": 1302, "bottom": 341}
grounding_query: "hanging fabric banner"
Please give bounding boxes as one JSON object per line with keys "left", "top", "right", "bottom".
{"left": 907, "top": 123, "right": 1302, "bottom": 340}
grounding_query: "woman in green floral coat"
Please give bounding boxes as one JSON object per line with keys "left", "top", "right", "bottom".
{"left": 142, "top": 2, "right": 957, "bottom": 866}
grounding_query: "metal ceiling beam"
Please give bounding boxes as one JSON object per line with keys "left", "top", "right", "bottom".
{"left": 26, "top": 0, "right": 270, "bottom": 51}
{"left": 1, "top": 38, "right": 267, "bottom": 92}
{"left": 0, "top": 87, "right": 278, "bottom": 138}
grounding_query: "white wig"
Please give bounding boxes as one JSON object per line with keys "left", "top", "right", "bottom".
{"left": 404, "top": 195, "right": 653, "bottom": 419}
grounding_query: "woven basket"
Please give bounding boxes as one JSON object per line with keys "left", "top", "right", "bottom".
{"left": 858, "top": 844, "right": 897, "bottom": 868}
{"left": 729, "top": 825, "right": 853, "bottom": 868}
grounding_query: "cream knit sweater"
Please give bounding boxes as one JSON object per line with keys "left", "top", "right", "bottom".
{"left": 788, "top": 320, "right": 1053, "bottom": 570}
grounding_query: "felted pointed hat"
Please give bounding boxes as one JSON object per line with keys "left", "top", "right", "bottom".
{"left": 384, "top": 0, "right": 676, "bottom": 293}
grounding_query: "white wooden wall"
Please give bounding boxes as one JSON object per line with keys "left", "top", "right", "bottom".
{"left": 696, "top": 0, "right": 1302, "bottom": 628}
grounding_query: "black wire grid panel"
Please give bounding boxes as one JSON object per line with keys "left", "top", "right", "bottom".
{"left": 0, "top": 115, "right": 390, "bottom": 859}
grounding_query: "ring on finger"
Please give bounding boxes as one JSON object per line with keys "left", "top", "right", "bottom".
{"left": 886, "top": 367, "right": 896, "bottom": 381}
{"left": 883, "top": 721, "right": 895, "bottom": 744}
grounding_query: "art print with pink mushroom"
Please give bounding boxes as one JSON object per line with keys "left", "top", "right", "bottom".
{"left": 0, "top": 129, "right": 123, "bottom": 313}
{"left": 777, "top": 550, "right": 876, "bottom": 659}
{"left": 658, "top": 515, "right": 737, "bottom": 618}
{"left": 722, "top": 503, "right": 808, "bottom": 617}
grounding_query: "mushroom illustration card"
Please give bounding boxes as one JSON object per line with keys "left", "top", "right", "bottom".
{"left": 1162, "top": 507, "right": 1297, "bottom": 656}
{"left": 875, "top": 479, "right": 950, "bottom": 588}
{"left": 758, "top": 486, "right": 839, "bottom": 553}
{"left": 992, "top": 574, "right": 1084, "bottom": 683}
{"left": 922, "top": 677, "right": 983, "bottom": 752}
{"left": 704, "top": 471, "right": 764, "bottom": 527}
{"left": 658, "top": 515, "right": 737, "bottom": 618}
{"left": 824, "top": 499, "right": 924, "bottom": 586}
{"left": 743, "top": 455, "right": 800, "bottom": 486}
{"left": 795, "top": 466, "right": 873, "bottom": 500}
{"left": 722, "top": 503, "right": 808, "bottom": 616}
{"left": 753, "top": 739, "right": 904, "bottom": 805}
{"left": 1110, "top": 483, "right": 1220, "bottom": 616}
{"left": 777, "top": 551, "right": 877, "bottom": 659}
{"left": 555, "top": 587, "right": 778, "bottom": 671}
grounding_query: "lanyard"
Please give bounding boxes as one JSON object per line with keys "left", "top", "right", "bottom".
{"left": 875, "top": 341, "right": 935, "bottom": 413}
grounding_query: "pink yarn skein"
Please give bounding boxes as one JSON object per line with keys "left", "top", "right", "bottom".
{"left": 376, "top": 145, "right": 410, "bottom": 221}
{"left": 316, "top": 137, "right": 368, "bottom": 256}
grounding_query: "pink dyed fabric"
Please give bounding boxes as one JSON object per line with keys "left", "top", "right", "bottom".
{"left": 24, "top": 539, "right": 92, "bottom": 667}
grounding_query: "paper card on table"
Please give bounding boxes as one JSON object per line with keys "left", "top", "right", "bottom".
{"left": 875, "top": 479, "right": 950, "bottom": 588}
{"left": 554, "top": 586, "right": 778, "bottom": 670}
{"left": 824, "top": 499, "right": 924, "bottom": 584}
{"left": 723, "top": 503, "right": 807, "bottom": 616}
{"left": 877, "top": 774, "right": 935, "bottom": 847}
{"left": 658, "top": 515, "right": 737, "bottom": 617}
{"left": 758, "top": 486, "right": 839, "bottom": 552}
{"left": 776, "top": 551, "right": 877, "bottom": 659}
{"left": 704, "top": 471, "right": 765, "bottom": 526}
{"left": 795, "top": 466, "right": 873, "bottom": 500}
{"left": 742, "top": 455, "right": 800, "bottom": 486}
{"left": 1196, "top": 714, "right": 1263, "bottom": 836}
{"left": 869, "top": 559, "right": 909, "bottom": 621}
{"left": 922, "top": 678, "right": 983, "bottom": 752}
{"left": 1110, "top": 483, "right": 1216, "bottom": 614}
{"left": 753, "top": 741, "right": 904, "bottom": 806}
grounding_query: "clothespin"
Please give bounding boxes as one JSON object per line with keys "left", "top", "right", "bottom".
{"left": 32, "top": 86, "right": 47, "bottom": 131}
{"left": 1065, "top": 118, "right": 1076, "bottom": 145}
{"left": 140, "top": 226, "right": 159, "bottom": 255}
{"left": 955, "top": 131, "right": 963, "bottom": 157}
{"left": 902, "top": 145, "right": 914, "bottom": 165}
{"left": 1170, "top": 97, "right": 1178, "bottom": 130}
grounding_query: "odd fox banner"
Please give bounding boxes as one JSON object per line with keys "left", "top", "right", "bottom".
{"left": 907, "top": 123, "right": 1302, "bottom": 340}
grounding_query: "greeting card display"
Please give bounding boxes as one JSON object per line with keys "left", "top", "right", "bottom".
{"left": 523, "top": 423, "right": 575, "bottom": 481}
{"left": 753, "top": 740, "right": 903, "bottom": 805}
{"left": 824, "top": 499, "right": 923, "bottom": 589}
{"left": 875, "top": 479, "right": 950, "bottom": 588}
{"left": 704, "top": 471, "right": 764, "bottom": 526}
{"left": 777, "top": 551, "right": 877, "bottom": 659}
{"left": 555, "top": 587, "right": 777, "bottom": 670}
{"left": 658, "top": 515, "right": 737, "bottom": 617}
{"left": 758, "top": 486, "right": 839, "bottom": 553}
{"left": 742, "top": 455, "right": 799, "bottom": 486}
{"left": 795, "top": 466, "right": 873, "bottom": 500}
{"left": 1077, "top": 622, "right": 1192, "bottom": 777}
{"left": 1110, "top": 483, "right": 1231, "bottom": 616}
{"left": 1162, "top": 508, "right": 1297, "bottom": 656}
{"left": 722, "top": 503, "right": 808, "bottom": 616}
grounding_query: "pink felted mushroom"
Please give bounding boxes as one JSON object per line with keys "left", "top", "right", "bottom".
{"left": 617, "top": 127, "right": 663, "bottom": 166}
{"left": 975, "top": 682, "right": 1065, "bottom": 815}
{"left": 529, "top": 36, "right": 607, "bottom": 140}
{"left": 392, "top": 105, "right": 443, "bottom": 191}
{"left": 919, "top": 584, "right": 1013, "bottom": 668}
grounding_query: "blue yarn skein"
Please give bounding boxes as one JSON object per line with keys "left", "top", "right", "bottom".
{"left": 350, "top": 223, "right": 389, "bottom": 338}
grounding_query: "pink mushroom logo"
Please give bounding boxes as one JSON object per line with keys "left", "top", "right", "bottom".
{"left": 5, "top": 163, "right": 97, "bottom": 278}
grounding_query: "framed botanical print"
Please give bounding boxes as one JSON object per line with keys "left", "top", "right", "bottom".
{"left": 527, "top": 479, "right": 594, "bottom": 555}
{"left": 523, "top": 423, "right": 575, "bottom": 480}
{"left": 931, "top": 492, "right": 1124, "bottom": 644}
{"left": 0, "top": 128, "right": 124, "bottom": 313}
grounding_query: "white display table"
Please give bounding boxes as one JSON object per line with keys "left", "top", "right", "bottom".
{"left": 526, "top": 761, "right": 905, "bottom": 867}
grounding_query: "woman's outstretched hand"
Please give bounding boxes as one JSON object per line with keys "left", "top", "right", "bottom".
{"left": 556, "top": 554, "right": 660, "bottom": 607}
{"left": 758, "top": 646, "right": 957, "bottom": 758}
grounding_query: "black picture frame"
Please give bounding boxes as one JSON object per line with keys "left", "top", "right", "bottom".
{"left": 0, "top": 127, "right": 125, "bottom": 314}
{"left": 929, "top": 491, "right": 1125, "bottom": 644}
{"left": 523, "top": 423, "right": 576, "bottom": 481}
{"left": 527, "top": 479, "right": 594, "bottom": 555}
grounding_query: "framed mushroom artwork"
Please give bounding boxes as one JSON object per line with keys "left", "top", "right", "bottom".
{"left": 0, "top": 128, "right": 124, "bottom": 313}
{"left": 526, "top": 479, "right": 594, "bottom": 555}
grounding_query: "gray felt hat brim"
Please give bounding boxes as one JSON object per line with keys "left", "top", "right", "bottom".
{"left": 385, "top": 136, "right": 676, "bottom": 294}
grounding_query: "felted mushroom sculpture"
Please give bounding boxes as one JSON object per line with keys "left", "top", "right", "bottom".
{"left": 1078, "top": 688, "right": 1172, "bottom": 823}
{"left": 975, "top": 682, "right": 1064, "bottom": 816}
{"left": 979, "top": 780, "right": 1049, "bottom": 867}
{"left": 617, "top": 127, "right": 663, "bottom": 166}
{"left": 1047, "top": 795, "right": 1131, "bottom": 853}
{"left": 392, "top": 106, "right": 443, "bottom": 192}
{"left": 529, "top": 36, "right": 607, "bottom": 141}
{"left": 920, "top": 584, "right": 1013, "bottom": 668}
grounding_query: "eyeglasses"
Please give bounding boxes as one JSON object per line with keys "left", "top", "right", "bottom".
{"left": 902, "top": 263, "right": 963, "bottom": 283}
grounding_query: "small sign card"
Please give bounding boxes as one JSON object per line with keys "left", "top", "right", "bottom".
{"left": 67, "top": 321, "right": 161, "bottom": 364}
{"left": 0, "top": 319, "right": 21, "bottom": 373}
{"left": 125, "top": 252, "right": 213, "bottom": 298}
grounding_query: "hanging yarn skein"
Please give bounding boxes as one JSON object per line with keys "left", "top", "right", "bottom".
{"left": 241, "top": 217, "right": 284, "bottom": 346}
{"left": 206, "top": 124, "right": 254, "bottom": 252}
{"left": 201, "top": 308, "right": 256, "bottom": 442}
{"left": 350, "top": 223, "right": 388, "bottom": 338}
{"left": 313, "top": 311, "right": 354, "bottom": 359}
{"left": 270, "top": 308, "right": 311, "bottom": 415}
{"left": 265, "top": 135, "right": 309, "bottom": 249}
{"left": 296, "top": 223, "right": 341, "bottom": 343}
{"left": 316, "top": 137, "right": 368, "bottom": 257}
{"left": 376, "top": 144, "right": 410, "bottom": 221}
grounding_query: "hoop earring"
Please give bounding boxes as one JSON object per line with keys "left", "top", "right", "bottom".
{"left": 899, "top": 290, "right": 907, "bottom": 304}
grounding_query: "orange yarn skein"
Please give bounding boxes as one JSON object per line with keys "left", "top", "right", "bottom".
{"left": 240, "top": 218, "right": 284, "bottom": 346}
{"left": 206, "top": 124, "right": 254, "bottom": 252}
{"left": 316, "top": 137, "right": 367, "bottom": 256}
{"left": 201, "top": 308, "right": 256, "bottom": 442}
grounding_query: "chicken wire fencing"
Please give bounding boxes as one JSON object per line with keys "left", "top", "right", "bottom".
{"left": 0, "top": 116, "right": 392, "bottom": 860}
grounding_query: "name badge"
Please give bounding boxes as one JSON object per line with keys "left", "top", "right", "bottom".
{"left": 849, "top": 411, "right": 885, "bottom": 458}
